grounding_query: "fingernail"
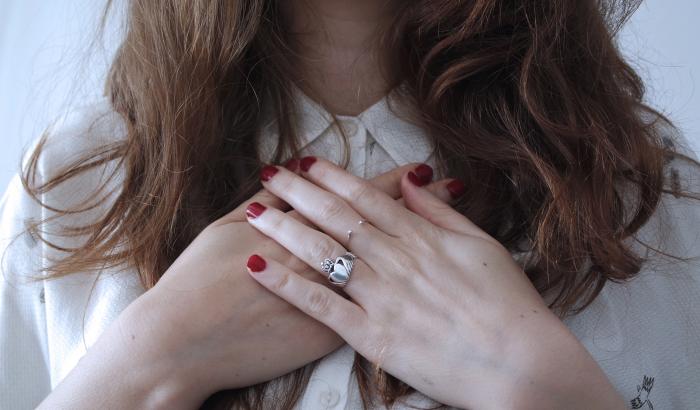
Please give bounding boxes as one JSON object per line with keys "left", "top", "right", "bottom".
{"left": 414, "top": 164, "right": 433, "bottom": 185}
{"left": 446, "top": 179, "right": 466, "bottom": 199}
{"left": 246, "top": 202, "right": 267, "bottom": 219}
{"left": 407, "top": 171, "right": 428, "bottom": 187}
{"left": 261, "top": 165, "right": 279, "bottom": 182}
{"left": 284, "top": 158, "right": 300, "bottom": 172}
{"left": 300, "top": 156, "right": 317, "bottom": 172}
{"left": 247, "top": 254, "right": 267, "bottom": 272}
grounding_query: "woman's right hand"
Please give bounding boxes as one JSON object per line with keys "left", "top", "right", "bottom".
{"left": 38, "top": 162, "right": 461, "bottom": 410}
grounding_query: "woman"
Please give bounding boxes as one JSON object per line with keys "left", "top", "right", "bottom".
{"left": 2, "top": 0, "right": 699, "bottom": 408}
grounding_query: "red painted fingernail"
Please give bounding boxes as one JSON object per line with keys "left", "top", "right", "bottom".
{"left": 407, "top": 171, "right": 428, "bottom": 187}
{"left": 260, "top": 165, "right": 279, "bottom": 182}
{"left": 300, "top": 156, "right": 317, "bottom": 172}
{"left": 446, "top": 179, "right": 466, "bottom": 200}
{"left": 247, "top": 254, "right": 267, "bottom": 272}
{"left": 414, "top": 164, "right": 433, "bottom": 185}
{"left": 246, "top": 202, "right": 267, "bottom": 219}
{"left": 284, "top": 158, "right": 299, "bottom": 172}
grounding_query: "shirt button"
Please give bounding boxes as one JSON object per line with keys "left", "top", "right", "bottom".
{"left": 339, "top": 119, "right": 358, "bottom": 136}
{"left": 319, "top": 388, "right": 341, "bottom": 408}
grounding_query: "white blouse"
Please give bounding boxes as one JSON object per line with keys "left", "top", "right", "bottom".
{"left": 1, "top": 88, "right": 700, "bottom": 410}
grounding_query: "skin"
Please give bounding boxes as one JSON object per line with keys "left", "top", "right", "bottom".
{"left": 282, "top": 0, "right": 398, "bottom": 115}
{"left": 37, "top": 165, "right": 459, "bottom": 409}
{"left": 39, "top": 1, "right": 625, "bottom": 409}
{"left": 246, "top": 158, "right": 627, "bottom": 410}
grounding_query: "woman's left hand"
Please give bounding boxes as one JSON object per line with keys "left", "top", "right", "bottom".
{"left": 244, "top": 157, "right": 625, "bottom": 410}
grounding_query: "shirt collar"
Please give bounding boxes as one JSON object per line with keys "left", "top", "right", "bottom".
{"left": 261, "top": 83, "right": 435, "bottom": 165}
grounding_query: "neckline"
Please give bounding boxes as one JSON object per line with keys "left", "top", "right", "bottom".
{"left": 290, "top": 82, "right": 400, "bottom": 122}
{"left": 257, "top": 81, "right": 434, "bottom": 167}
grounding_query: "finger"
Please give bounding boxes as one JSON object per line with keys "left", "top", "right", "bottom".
{"left": 238, "top": 162, "right": 447, "bottom": 223}
{"left": 245, "top": 202, "right": 378, "bottom": 297}
{"left": 282, "top": 159, "right": 419, "bottom": 199}
{"left": 259, "top": 164, "right": 394, "bottom": 246}
{"left": 368, "top": 163, "right": 429, "bottom": 199}
{"left": 221, "top": 160, "right": 301, "bottom": 222}
{"left": 246, "top": 254, "right": 367, "bottom": 347}
{"left": 219, "top": 189, "right": 289, "bottom": 223}
{"left": 396, "top": 178, "right": 465, "bottom": 207}
{"left": 289, "top": 177, "right": 455, "bottom": 223}
{"left": 260, "top": 163, "right": 427, "bottom": 225}
{"left": 293, "top": 157, "right": 425, "bottom": 236}
{"left": 401, "top": 174, "right": 490, "bottom": 239}
{"left": 287, "top": 161, "right": 435, "bottom": 201}
{"left": 287, "top": 209, "right": 314, "bottom": 225}
{"left": 283, "top": 158, "right": 301, "bottom": 174}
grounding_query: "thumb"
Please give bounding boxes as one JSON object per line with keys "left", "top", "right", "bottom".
{"left": 401, "top": 174, "right": 485, "bottom": 239}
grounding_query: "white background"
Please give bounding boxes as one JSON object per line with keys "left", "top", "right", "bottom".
{"left": 1, "top": 0, "right": 699, "bottom": 192}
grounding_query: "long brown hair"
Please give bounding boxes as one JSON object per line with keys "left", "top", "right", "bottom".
{"left": 21, "top": 0, "right": 700, "bottom": 408}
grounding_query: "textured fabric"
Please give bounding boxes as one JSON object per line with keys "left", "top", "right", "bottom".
{"left": 1, "top": 89, "right": 699, "bottom": 410}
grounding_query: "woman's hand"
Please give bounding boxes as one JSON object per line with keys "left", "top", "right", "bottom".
{"left": 244, "top": 157, "right": 626, "bottom": 410}
{"left": 38, "top": 161, "right": 459, "bottom": 410}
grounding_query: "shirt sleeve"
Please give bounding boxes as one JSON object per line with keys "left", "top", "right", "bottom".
{"left": 0, "top": 173, "right": 52, "bottom": 409}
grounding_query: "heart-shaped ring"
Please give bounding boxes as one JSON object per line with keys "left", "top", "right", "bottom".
{"left": 321, "top": 253, "right": 356, "bottom": 287}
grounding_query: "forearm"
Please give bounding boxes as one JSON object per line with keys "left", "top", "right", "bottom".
{"left": 37, "top": 293, "right": 206, "bottom": 410}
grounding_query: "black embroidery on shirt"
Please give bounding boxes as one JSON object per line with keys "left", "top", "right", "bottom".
{"left": 630, "top": 375, "right": 654, "bottom": 410}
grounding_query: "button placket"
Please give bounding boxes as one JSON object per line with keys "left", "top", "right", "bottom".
{"left": 344, "top": 119, "right": 367, "bottom": 178}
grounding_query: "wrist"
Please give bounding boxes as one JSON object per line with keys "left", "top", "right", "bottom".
{"left": 115, "top": 291, "right": 211, "bottom": 408}
{"left": 40, "top": 291, "right": 210, "bottom": 410}
{"left": 491, "top": 312, "right": 625, "bottom": 410}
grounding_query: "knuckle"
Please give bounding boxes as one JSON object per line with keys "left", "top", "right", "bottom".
{"left": 306, "top": 287, "right": 332, "bottom": 317}
{"left": 400, "top": 218, "right": 443, "bottom": 250}
{"left": 317, "top": 197, "right": 347, "bottom": 221}
{"left": 270, "top": 271, "right": 291, "bottom": 293}
{"left": 308, "top": 238, "right": 337, "bottom": 263}
{"left": 313, "top": 162, "right": 332, "bottom": 179}
{"left": 389, "top": 248, "right": 415, "bottom": 270}
{"left": 386, "top": 249, "right": 423, "bottom": 284}
{"left": 274, "top": 172, "right": 295, "bottom": 195}
{"left": 362, "top": 329, "right": 393, "bottom": 366}
{"left": 266, "top": 212, "right": 285, "bottom": 232}
{"left": 345, "top": 180, "right": 373, "bottom": 201}
{"left": 335, "top": 305, "right": 359, "bottom": 328}
{"left": 416, "top": 223, "right": 444, "bottom": 248}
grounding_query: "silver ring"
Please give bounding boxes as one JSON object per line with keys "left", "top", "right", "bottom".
{"left": 321, "top": 252, "right": 356, "bottom": 287}
{"left": 347, "top": 220, "right": 366, "bottom": 241}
